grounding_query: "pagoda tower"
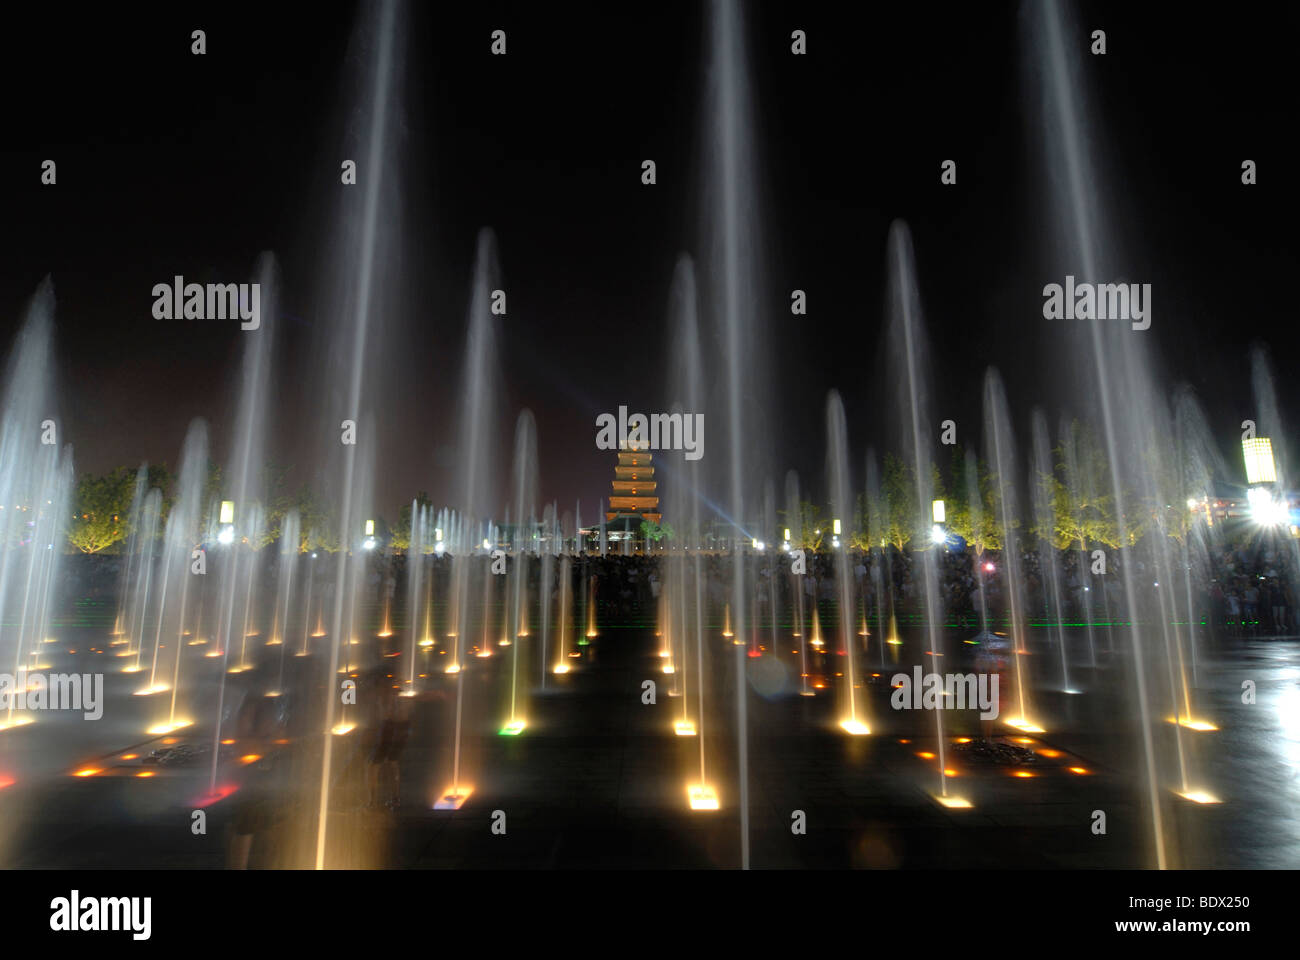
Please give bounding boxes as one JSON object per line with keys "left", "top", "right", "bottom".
{"left": 606, "top": 444, "right": 661, "bottom": 527}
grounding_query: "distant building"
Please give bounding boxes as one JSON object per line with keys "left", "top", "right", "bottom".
{"left": 606, "top": 446, "right": 661, "bottom": 540}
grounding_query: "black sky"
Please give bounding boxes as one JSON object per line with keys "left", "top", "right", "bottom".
{"left": 1, "top": 1, "right": 1295, "bottom": 519}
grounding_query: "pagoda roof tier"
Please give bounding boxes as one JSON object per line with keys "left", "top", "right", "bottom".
{"left": 609, "top": 496, "right": 659, "bottom": 510}
{"left": 618, "top": 451, "right": 653, "bottom": 466}
{"left": 612, "top": 480, "right": 657, "bottom": 494}
{"left": 615, "top": 465, "right": 653, "bottom": 479}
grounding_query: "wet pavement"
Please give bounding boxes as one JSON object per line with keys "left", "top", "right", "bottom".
{"left": 2, "top": 615, "right": 1297, "bottom": 869}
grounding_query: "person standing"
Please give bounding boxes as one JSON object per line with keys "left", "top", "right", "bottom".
{"left": 1270, "top": 579, "right": 1287, "bottom": 635}
{"left": 1244, "top": 581, "right": 1260, "bottom": 636}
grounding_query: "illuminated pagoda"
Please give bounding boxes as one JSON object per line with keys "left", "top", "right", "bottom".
{"left": 606, "top": 444, "right": 661, "bottom": 541}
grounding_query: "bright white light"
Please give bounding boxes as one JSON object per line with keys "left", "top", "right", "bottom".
{"left": 932, "top": 499, "right": 946, "bottom": 523}
{"left": 1248, "top": 486, "right": 1287, "bottom": 527}
{"left": 831, "top": 536, "right": 840, "bottom": 548}
{"left": 434, "top": 540, "right": 445, "bottom": 555}
{"left": 217, "top": 525, "right": 235, "bottom": 545}
{"left": 931, "top": 524, "right": 946, "bottom": 545}
{"left": 482, "top": 538, "right": 491, "bottom": 549}
{"left": 832, "top": 518, "right": 841, "bottom": 536}
{"left": 934, "top": 793, "right": 973, "bottom": 809}
{"left": 363, "top": 537, "right": 376, "bottom": 551}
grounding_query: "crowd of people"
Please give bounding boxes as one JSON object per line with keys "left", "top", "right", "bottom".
{"left": 562, "top": 540, "right": 1300, "bottom": 641}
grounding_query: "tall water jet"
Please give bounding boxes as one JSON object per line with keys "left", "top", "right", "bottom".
{"left": 1127, "top": 379, "right": 1206, "bottom": 805}
{"left": 502, "top": 410, "right": 537, "bottom": 734}
{"left": 23, "top": 452, "right": 71, "bottom": 676}
{"left": 553, "top": 555, "right": 573, "bottom": 673}
{"left": 315, "top": 0, "right": 406, "bottom": 865}
{"left": 447, "top": 230, "right": 500, "bottom": 645}
{"left": 157, "top": 421, "right": 209, "bottom": 730}
{"left": 126, "top": 489, "right": 161, "bottom": 675}
{"left": 538, "top": 502, "right": 556, "bottom": 689}
{"left": 232, "top": 504, "right": 266, "bottom": 672}
{"left": 662, "top": 257, "right": 711, "bottom": 774}
{"left": 784, "top": 469, "right": 815, "bottom": 689}
{"left": 1030, "top": 0, "right": 1167, "bottom": 865}
{"left": 962, "top": 448, "right": 996, "bottom": 644}
{"left": 760, "top": 478, "right": 780, "bottom": 657}
{"left": 437, "top": 229, "right": 502, "bottom": 810}
{"left": 112, "top": 466, "right": 148, "bottom": 644}
{"left": 0, "top": 283, "right": 65, "bottom": 733}
{"left": 404, "top": 499, "right": 429, "bottom": 688}
{"left": 703, "top": 0, "right": 771, "bottom": 865}
{"left": 826, "top": 393, "right": 866, "bottom": 735}
{"left": 886, "top": 222, "right": 950, "bottom": 796}
{"left": 865, "top": 448, "right": 900, "bottom": 655}
{"left": 1058, "top": 418, "right": 1103, "bottom": 664}
{"left": 299, "top": 546, "right": 318, "bottom": 656}
{"left": 1171, "top": 387, "right": 1224, "bottom": 687}
{"left": 983, "top": 369, "right": 1033, "bottom": 732}
{"left": 1030, "top": 410, "right": 1073, "bottom": 692}
{"left": 141, "top": 421, "right": 209, "bottom": 703}
{"left": 210, "top": 253, "right": 277, "bottom": 786}
{"left": 0, "top": 283, "right": 72, "bottom": 736}
{"left": 271, "top": 508, "right": 300, "bottom": 695}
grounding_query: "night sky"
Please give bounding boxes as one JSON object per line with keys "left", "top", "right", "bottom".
{"left": 1, "top": 1, "right": 1296, "bottom": 518}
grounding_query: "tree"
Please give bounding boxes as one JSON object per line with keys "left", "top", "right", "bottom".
{"left": 1056, "top": 420, "right": 1119, "bottom": 550}
{"left": 252, "top": 463, "right": 294, "bottom": 549}
{"left": 796, "top": 501, "right": 825, "bottom": 551}
{"left": 640, "top": 519, "right": 675, "bottom": 544}
{"left": 142, "top": 464, "right": 173, "bottom": 520}
{"left": 882, "top": 454, "right": 918, "bottom": 551}
{"left": 947, "top": 449, "right": 1003, "bottom": 555}
{"left": 390, "top": 491, "right": 434, "bottom": 552}
{"left": 296, "top": 484, "right": 338, "bottom": 553}
{"left": 67, "top": 468, "right": 136, "bottom": 553}
{"left": 850, "top": 492, "right": 873, "bottom": 551}
{"left": 1133, "top": 427, "right": 1195, "bottom": 549}
{"left": 1028, "top": 463, "right": 1072, "bottom": 551}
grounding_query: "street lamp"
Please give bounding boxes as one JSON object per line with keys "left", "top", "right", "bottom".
{"left": 1243, "top": 437, "right": 1277, "bottom": 484}
{"left": 218, "top": 501, "right": 235, "bottom": 545}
